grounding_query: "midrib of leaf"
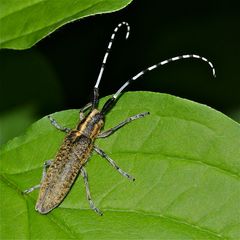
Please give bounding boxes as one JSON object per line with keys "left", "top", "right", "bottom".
{"left": 1, "top": 173, "right": 225, "bottom": 239}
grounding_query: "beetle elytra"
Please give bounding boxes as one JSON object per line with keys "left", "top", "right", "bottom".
{"left": 23, "top": 22, "right": 216, "bottom": 215}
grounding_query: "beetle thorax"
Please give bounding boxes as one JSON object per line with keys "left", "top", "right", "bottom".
{"left": 77, "top": 109, "right": 104, "bottom": 140}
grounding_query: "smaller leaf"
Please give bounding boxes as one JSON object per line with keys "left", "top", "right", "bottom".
{"left": 0, "top": 0, "right": 133, "bottom": 49}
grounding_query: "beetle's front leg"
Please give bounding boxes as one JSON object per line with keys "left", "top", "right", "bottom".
{"left": 48, "top": 116, "right": 71, "bottom": 133}
{"left": 79, "top": 102, "right": 92, "bottom": 120}
{"left": 98, "top": 112, "right": 149, "bottom": 138}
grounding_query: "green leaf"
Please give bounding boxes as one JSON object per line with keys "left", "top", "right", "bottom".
{"left": 0, "top": 92, "right": 240, "bottom": 239}
{"left": 0, "top": 0, "right": 133, "bottom": 50}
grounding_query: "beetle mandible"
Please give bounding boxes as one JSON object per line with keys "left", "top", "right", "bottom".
{"left": 24, "top": 22, "right": 216, "bottom": 215}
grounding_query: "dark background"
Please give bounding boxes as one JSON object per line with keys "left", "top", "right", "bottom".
{"left": 1, "top": 0, "right": 240, "bottom": 144}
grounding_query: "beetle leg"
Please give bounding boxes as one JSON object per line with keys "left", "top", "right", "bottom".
{"left": 80, "top": 167, "right": 103, "bottom": 216}
{"left": 79, "top": 102, "right": 92, "bottom": 120}
{"left": 48, "top": 116, "right": 71, "bottom": 133}
{"left": 97, "top": 112, "right": 149, "bottom": 138}
{"left": 93, "top": 146, "right": 135, "bottom": 181}
{"left": 22, "top": 184, "right": 40, "bottom": 194}
{"left": 41, "top": 160, "right": 52, "bottom": 179}
{"left": 23, "top": 160, "right": 53, "bottom": 194}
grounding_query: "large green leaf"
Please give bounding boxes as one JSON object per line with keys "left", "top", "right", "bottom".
{"left": 0, "top": 92, "right": 240, "bottom": 239}
{"left": 0, "top": 0, "right": 132, "bottom": 50}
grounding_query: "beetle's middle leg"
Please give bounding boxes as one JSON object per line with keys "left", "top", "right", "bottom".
{"left": 97, "top": 112, "right": 149, "bottom": 138}
{"left": 93, "top": 146, "right": 135, "bottom": 181}
{"left": 80, "top": 167, "right": 103, "bottom": 216}
{"left": 23, "top": 160, "right": 52, "bottom": 194}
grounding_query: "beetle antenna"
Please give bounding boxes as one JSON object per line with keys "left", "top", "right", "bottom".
{"left": 101, "top": 54, "right": 216, "bottom": 114}
{"left": 92, "top": 22, "right": 130, "bottom": 109}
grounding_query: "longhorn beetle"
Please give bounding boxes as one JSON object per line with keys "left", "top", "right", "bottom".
{"left": 24, "top": 22, "right": 216, "bottom": 215}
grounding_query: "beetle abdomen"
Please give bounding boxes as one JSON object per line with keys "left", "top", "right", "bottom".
{"left": 35, "top": 133, "right": 92, "bottom": 214}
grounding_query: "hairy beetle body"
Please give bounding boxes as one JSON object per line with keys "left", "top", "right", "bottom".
{"left": 36, "top": 109, "right": 104, "bottom": 214}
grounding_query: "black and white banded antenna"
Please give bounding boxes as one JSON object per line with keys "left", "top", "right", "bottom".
{"left": 92, "top": 22, "right": 130, "bottom": 109}
{"left": 101, "top": 54, "right": 216, "bottom": 114}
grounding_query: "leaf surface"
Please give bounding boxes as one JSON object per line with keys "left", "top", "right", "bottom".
{"left": 0, "top": 0, "right": 132, "bottom": 49}
{"left": 1, "top": 92, "right": 240, "bottom": 239}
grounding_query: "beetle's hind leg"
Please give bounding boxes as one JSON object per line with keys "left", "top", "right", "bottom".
{"left": 93, "top": 146, "right": 135, "bottom": 181}
{"left": 23, "top": 184, "right": 40, "bottom": 194}
{"left": 97, "top": 112, "right": 149, "bottom": 138}
{"left": 23, "top": 160, "right": 52, "bottom": 194}
{"left": 80, "top": 167, "right": 103, "bottom": 216}
{"left": 48, "top": 116, "right": 71, "bottom": 133}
